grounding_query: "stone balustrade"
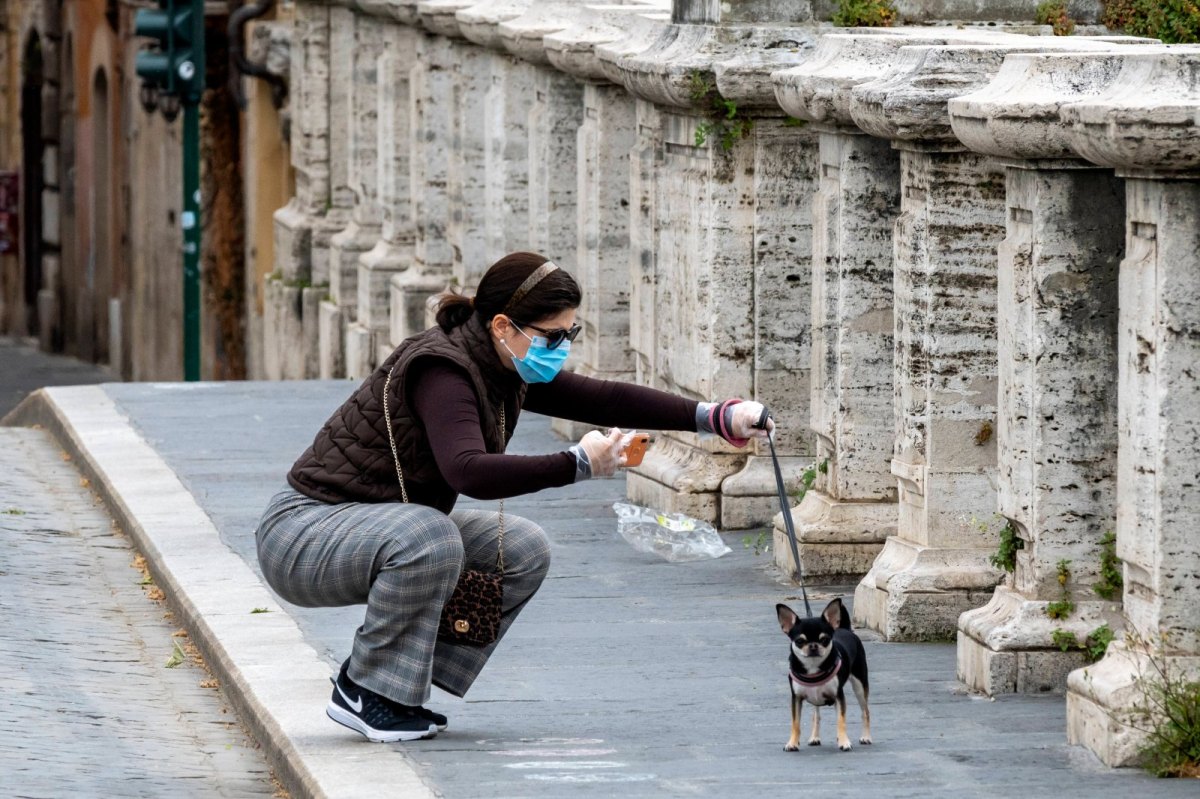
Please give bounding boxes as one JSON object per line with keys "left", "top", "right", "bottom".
{"left": 264, "top": 0, "right": 1196, "bottom": 768}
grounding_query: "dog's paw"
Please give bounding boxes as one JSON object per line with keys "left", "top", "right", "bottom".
{"left": 859, "top": 736, "right": 873, "bottom": 745}
{"left": 783, "top": 742, "right": 800, "bottom": 752}
{"left": 807, "top": 739, "right": 821, "bottom": 747}
{"left": 838, "top": 740, "right": 853, "bottom": 752}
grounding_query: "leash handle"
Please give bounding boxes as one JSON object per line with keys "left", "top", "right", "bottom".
{"left": 758, "top": 406, "right": 811, "bottom": 617}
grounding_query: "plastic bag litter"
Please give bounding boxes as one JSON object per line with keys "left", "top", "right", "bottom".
{"left": 612, "top": 502, "right": 732, "bottom": 562}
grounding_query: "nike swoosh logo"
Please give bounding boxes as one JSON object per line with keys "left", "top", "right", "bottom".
{"left": 336, "top": 680, "right": 363, "bottom": 713}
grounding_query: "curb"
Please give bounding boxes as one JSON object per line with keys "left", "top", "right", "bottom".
{"left": 3, "top": 386, "right": 438, "bottom": 799}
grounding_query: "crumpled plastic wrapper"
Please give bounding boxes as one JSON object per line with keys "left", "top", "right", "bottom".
{"left": 611, "top": 502, "right": 732, "bottom": 562}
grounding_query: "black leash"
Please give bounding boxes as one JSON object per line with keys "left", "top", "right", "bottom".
{"left": 755, "top": 407, "right": 812, "bottom": 617}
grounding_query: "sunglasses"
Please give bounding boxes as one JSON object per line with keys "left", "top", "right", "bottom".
{"left": 514, "top": 321, "right": 582, "bottom": 350}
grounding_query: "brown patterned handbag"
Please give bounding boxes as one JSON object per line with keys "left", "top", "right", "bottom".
{"left": 383, "top": 363, "right": 505, "bottom": 647}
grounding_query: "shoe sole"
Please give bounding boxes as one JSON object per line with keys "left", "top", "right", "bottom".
{"left": 326, "top": 702, "right": 438, "bottom": 743}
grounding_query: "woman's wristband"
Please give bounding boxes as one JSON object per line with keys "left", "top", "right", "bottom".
{"left": 568, "top": 444, "right": 593, "bottom": 482}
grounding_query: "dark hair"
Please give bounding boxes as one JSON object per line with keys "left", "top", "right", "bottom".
{"left": 435, "top": 252, "right": 582, "bottom": 332}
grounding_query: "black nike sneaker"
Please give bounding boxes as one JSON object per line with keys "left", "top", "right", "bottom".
{"left": 326, "top": 662, "right": 437, "bottom": 743}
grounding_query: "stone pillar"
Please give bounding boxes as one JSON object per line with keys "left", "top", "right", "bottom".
{"left": 270, "top": 0, "right": 348, "bottom": 378}
{"left": 419, "top": 0, "right": 493, "bottom": 290}
{"left": 846, "top": 43, "right": 1039, "bottom": 640}
{"left": 949, "top": 51, "right": 1151, "bottom": 695}
{"left": 1057, "top": 50, "right": 1200, "bottom": 767}
{"left": 611, "top": 6, "right": 821, "bottom": 527}
{"left": 770, "top": 33, "right": 915, "bottom": 580}
{"left": 458, "top": 0, "right": 536, "bottom": 264}
{"left": 322, "top": 10, "right": 387, "bottom": 379}
{"left": 347, "top": 18, "right": 420, "bottom": 378}
{"left": 384, "top": 32, "right": 456, "bottom": 353}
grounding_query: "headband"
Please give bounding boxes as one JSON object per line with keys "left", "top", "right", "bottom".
{"left": 502, "top": 261, "right": 558, "bottom": 316}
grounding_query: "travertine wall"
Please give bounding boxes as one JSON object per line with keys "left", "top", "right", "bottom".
{"left": 266, "top": 0, "right": 1200, "bottom": 769}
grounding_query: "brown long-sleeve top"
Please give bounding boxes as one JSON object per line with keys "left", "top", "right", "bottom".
{"left": 409, "top": 361, "right": 699, "bottom": 502}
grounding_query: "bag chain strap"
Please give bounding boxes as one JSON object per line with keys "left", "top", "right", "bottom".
{"left": 383, "top": 362, "right": 505, "bottom": 574}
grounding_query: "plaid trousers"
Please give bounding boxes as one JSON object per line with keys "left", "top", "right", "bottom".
{"left": 255, "top": 486, "right": 551, "bottom": 706}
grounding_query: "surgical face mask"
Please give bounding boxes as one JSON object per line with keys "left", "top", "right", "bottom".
{"left": 503, "top": 324, "right": 571, "bottom": 383}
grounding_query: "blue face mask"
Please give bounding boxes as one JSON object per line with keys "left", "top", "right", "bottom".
{"left": 504, "top": 326, "right": 571, "bottom": 384}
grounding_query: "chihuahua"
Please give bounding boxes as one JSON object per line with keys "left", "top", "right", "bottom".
{"left": 776, "top": 598, "right": 871, "bottom": 752}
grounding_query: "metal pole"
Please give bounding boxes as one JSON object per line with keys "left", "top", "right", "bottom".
{"left": 182, "top": 100, "right": 201, "bottom": 381}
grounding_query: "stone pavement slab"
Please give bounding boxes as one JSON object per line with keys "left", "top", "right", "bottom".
{"left": 0, "top": 337, "right": 110, "bottom": 418}
{"left": 11, "top": 381, "right": 1199, "bottom": 799}
{"left": 0, "top": 427, "right": 275, "bottom": 798}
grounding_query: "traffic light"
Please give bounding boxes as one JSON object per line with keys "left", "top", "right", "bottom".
{"left": 134, "top": 0, "right": 204, "bottom": 110}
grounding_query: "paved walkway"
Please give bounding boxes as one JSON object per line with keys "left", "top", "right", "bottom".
{"left": 10, "top": 380, "right": 1193, "bottom": 799}
{"left": 0, "top": 426, "right": 276, "bottom": 798}
{"left": 0, "top": 337, "right": 109, "bottom": 417}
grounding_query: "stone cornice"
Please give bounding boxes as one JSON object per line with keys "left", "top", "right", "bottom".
{"left": 848, "top": 38, "right": 1116, "bottom": 144}
{"left": 1060, "top": 49, "right": 1200, "bottom": 175}
{"left": 457, "top": 0, "right": 532, "bottom": 50}
{"left": 545, "top": 3, "right": 669, "bottom": 84}
{"left": 417, "top": 0, "right": 477, "bottom": 38}
{"left": 948, "top": 51, "right": 1149, "bottom": 162}
{"left": 611, "top": 21, "right": 816, "bottom": 110}
{"left": 712, "top": 30, "right": 818, "bottom": 112}
{"left": 594, "top": 10, "right": 671, "bottom": 87}
{"left": 498, "top": 0, "right": 602, "bottom": 66}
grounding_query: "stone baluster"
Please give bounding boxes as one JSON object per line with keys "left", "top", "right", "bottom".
{"left": 609, "top": 0, "right": 820, "bottom": 527}
{"left": 771, "top": 32, "right": 930, "bottom": 581}
{"left": 845, "top": 40, "right": 1110, "bottom": 640}
{"left": 322, "top": 9, "right": 388, "bottom": 378}
{"left": 948, "top": 50, "right": 1159, "bottom": 694}
{"left": 269, "top": 0, "right": 352, "bottom": 378}
{"left": 541, "top": 4, "right": 668, "bottom": 440}
{"left": 419, "top": 0, "right": 493, "bottom": 293}
{"left": 458, "top": 0, "right": 537, "bottom": 265}
{"left": 345, "top": 4, "right": 421, "bottom": 377}
{"left": 385, "top": 29, "right": 457, "bottom": 352}
{"left": 1053, "top": 49, "right": 1200, "bottom": 767}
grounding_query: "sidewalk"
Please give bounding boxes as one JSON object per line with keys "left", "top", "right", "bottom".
{"left": 0, "top": 425, "right": 275, "bottom": 797}
{"left": 6, "top": 380, "right": 1196, "bottom": 799}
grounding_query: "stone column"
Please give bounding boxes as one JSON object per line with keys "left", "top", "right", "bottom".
{"left": 458, "top": 0, "right": 536, "bottom": 264}
{"left": 322, "top": 10, "right": 387, "bottom": 378}
{"left": 611, "top": 2, "right": 821, "bottom": 527}
{"left": 846, "top": 42, "right": 1050, "bottom": 640}
{"left": 949, "top": 50, "right": 1153, "bottom": 695}
{"left": 386, "top": 31, "right": 457, "bottom": 353}
{"left": 346, "top": 11, "right": 420, "bottom": 378}
{"left": 543, "top": 6, "right": 662, "bottom": 441}
{"left": 1057, "top": 50, "right": 1200, "bottom": 767}
{"left": 770, "top": 33, "right": 916, "bottom": 581}
{"left": 269, "top": 0, "right": 351, "bottom": 378}
{"left": 420, "top": 0, "right": 493, "bottom": 291}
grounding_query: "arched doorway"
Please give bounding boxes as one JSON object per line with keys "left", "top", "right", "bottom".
{"left": 20, "top": 31, "right": 44, "bottom": 336}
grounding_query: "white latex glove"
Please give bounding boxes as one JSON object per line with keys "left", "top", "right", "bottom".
{"left": 578, "top": 427, "right": 633, "bottom": 477}
{"left": 729, "top": 400, "right": 774, "bottom": 441}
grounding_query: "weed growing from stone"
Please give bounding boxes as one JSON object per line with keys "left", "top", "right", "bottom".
{"left": 1045, "top": 559, "right": 1076, "bottom": 619}
{"left": 742, "top": 530, "right": 771, "bottom": 556}
{"left": 832, "top": 0, "right": 898, "bottom": 27}
{"left": 989, "top": 520, "right": 1023, "bottom": 573}
{"left": 3, "top": 507, "right": 25, "bottom": 515}
{"left": 687, "top": 71, "right": 754, "bottom": 152}
{"left": 1119, "top": 632, "right": 1200, "bottom": 777}
{"left": 1035, "top": 1, "right": 1076, "bottom": 35}
{"left": 1093, "top": 530, "right": 1123, "bottom": 600}
{"left": 742, "top": 459, "right": 827, "bottom": 555}
{"left": 1051, "top": 623, "right": 1113, "bottom": 661}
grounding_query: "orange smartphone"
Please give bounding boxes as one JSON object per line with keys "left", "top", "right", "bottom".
{"left": 622, "top": 433, "right": 651, "bottom": 467}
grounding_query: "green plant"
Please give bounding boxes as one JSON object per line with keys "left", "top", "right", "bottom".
{"left": 1123, "top": 633, "right": 1200, "bottom": 778}
{"left": 1045, "top": 599, "right": 1076, "bottom": 620}
{"left": 250, "top": 607, "right": 271, "bottom": 614}
{"left": 1103, "top": 0, "right": 1200, "bottom": 43}
{"left": 790, "top": 458, "right": 829, "bottom": 505}
{"left": 1086, "top": 623, "right": 1115, "bottom": 661}
{"left": 742, "top": 530, "right": 771, "bottom": 556}
{"left": 1052, "top": 629, "right": 1079, "bottom": 652}
{"left": 832, "top": 0, "right": 898, "bottom": 26}
{"left": 688, "top": 71, "right": 754, "bottom": 152}
{"left": 3, "top": 508, "right": 25, "bottom": 515}
{"left": 989, "top": 521, "right": 1024, "bottom": 573}
{"left": 165, "top": 640, "right": 187, "bottom": 669}
{"left": 1093, "top": 531, "right": 1123, "bottom": 600}
{"left": 782, "top": 116, "right": 808, "bottom": 128}
{"left": 1045, "top": 559, "right": 1075, "bottom": 619}
{"left": 1036, "top": 0, "right": 1077, "bottom": 35}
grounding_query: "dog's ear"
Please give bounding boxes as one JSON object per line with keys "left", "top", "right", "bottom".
{"left": 822, "top": 598, "right": 845, "bottom": 629}
{"left": 776, "top": 603, "right": 799, "bottom": 634}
